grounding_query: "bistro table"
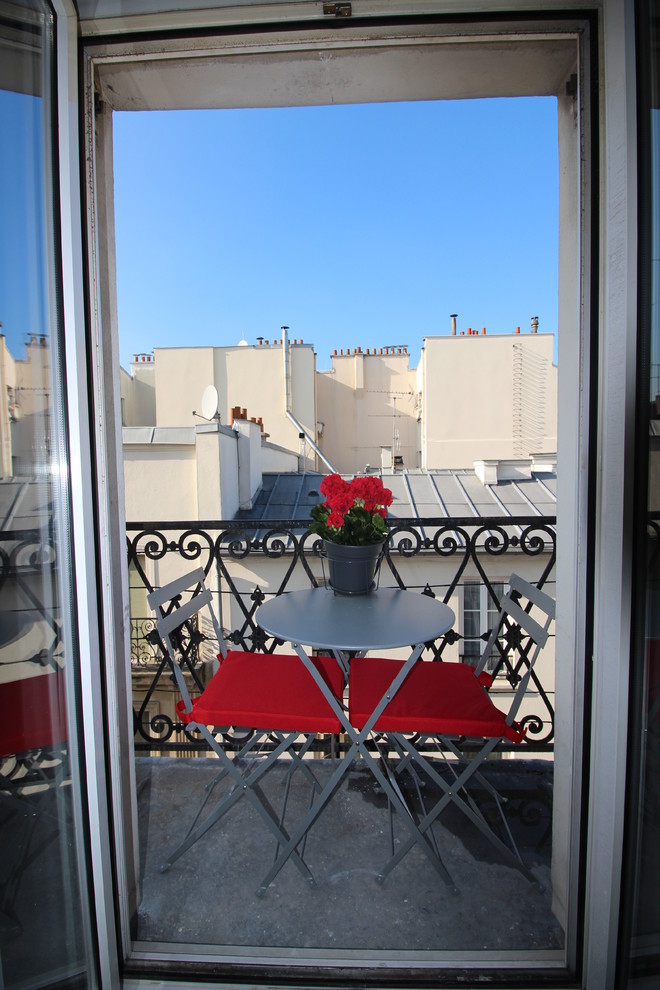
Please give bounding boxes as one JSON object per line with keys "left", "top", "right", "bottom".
{"left": 256, "top": 586, "right": 455, "bottom": 892}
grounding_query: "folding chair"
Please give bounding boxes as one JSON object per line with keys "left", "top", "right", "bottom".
{"left": 147, "top": 567, "right": 344, "bottom": 890}
{"left": 348, "top": 573, "right": 555, "bottom": 889}
{"left": 0, "top": 670, "right": 70, "bottom": 935}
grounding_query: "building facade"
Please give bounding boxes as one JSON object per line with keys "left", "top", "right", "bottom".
{"left": 119, "top": 328, "right": 557, "bottom": 483}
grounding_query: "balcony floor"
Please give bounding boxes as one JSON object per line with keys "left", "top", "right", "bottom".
{"left": 135, "top": 754, "right": 564, "bottom": 959}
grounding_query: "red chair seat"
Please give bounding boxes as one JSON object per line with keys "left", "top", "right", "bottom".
{"left": 0, "top": 671, "right": 68, "bottom": 758}
{"left": 178, "top": 650, "right": 344, "bottom": 734}
{"left": 349, "top": 658, "right": 523, "bottom": 743}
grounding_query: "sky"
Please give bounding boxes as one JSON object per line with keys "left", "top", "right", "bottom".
{"left": 0, "top": 90, "right": 48, "bottom": 360}
{"left": 112, "top": 97, "right": 559, "bottom": 372}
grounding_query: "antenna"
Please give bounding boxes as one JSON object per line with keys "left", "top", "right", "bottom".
{"left": 193, "top": 384, "right": 221, "bottom": 422}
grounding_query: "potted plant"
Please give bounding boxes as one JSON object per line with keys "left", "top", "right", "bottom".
{"left": 309, "top": 474, "right": 393, "bottom": 594}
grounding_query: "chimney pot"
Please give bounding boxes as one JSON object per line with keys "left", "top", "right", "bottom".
{"left": 515, "top": 326, "right": 521, "bottom": 334}
{"left": 481, "top": 327, "right": 486, "bottom": 334}
{"left": 450, "top": 314, "right": 458, "bottom": 335}
{"left": 531, "top": 316, "right": 539, "bottom": 333}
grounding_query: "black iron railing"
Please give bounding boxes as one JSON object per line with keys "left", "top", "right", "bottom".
{"left": 127, "top": 516, "right": 556, "bottom": 754}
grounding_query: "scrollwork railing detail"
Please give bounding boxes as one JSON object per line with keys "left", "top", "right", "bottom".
{"left": 126, "top": 515, "right": 556, "bottom": 754}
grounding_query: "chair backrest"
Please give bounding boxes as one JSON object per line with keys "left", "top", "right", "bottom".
{"left": 474, "top": 573, "right": 555, "bottom": 726}
{"left": 146, "top": 567, "right": 225, "bottom": 713}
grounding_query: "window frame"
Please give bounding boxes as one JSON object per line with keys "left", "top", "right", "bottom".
{"left": 77, "top": 8, "right": 604, "bottom": 984}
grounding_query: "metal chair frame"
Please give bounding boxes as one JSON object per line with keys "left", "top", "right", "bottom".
{"left": 369, "top": 574, "right": 555, "bottom": 889}
{"left": 147, "top": 567, "right": 342, "bottom": 889}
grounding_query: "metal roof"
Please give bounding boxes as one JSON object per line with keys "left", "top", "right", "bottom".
{"left": 236, "top": 468, "right": 556, "bottom": 524}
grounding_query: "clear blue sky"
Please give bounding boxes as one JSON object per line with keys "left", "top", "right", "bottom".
{"left": 0, "top": 90, "right": 47, "bottom": 360}
{"left": 113, "top": 98, "right": 559, "bottom": 372}
{"left": 114, "top": 98, "right": 558, "bottom": 371}
{"left": 2, "top": 94, "right": 559, "bottom": 371}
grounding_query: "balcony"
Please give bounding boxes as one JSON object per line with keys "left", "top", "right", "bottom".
{"left": 122, "top": 514, "right": 563, "bottom": 963}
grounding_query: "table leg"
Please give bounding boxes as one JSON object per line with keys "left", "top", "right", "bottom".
{"left": 256, "top": 642, "right": 457, "bottom": 894}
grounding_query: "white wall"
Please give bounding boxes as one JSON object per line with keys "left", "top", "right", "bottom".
{"left": 121, "top": 360, "right": 156, "bottom": 426}
{"left": 124, "top": 444, "right": 197, "bottom": 520}
{"left": 153, "top": 346, "right": 215, "bottom": 427}
{"left": 422, "top": 333, "right": 557, "bottom": 469}
{"left": 317, "top": 349, "right": 417, "bottom": 474}
{"left": 123, "top": 420, "right": 263, "bottom": 522}
{"left": 260, "top": 441, "right": 300, "bottom": 473}
{"left": 136, "top": 340, "right": 317, "bottom": 468}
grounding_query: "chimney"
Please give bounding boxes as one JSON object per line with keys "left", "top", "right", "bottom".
{"left": 531, "top": 316, "right": 539, "bottom": 333}
{"left": 515, "top": 326, "right": 521, "bottom": 334}
{"left": 450, "top": 314, "right": 457, "bottom": 335}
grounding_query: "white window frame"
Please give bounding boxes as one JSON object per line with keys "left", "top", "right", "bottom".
{"left": 458, "top": 579, "right": 506, "bottom": 667}
{"left": 69, "top": 5, "right": 638, "bottom": 986}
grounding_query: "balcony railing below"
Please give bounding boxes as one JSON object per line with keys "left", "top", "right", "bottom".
{"left": 126, "top": 515, "right": 556, "bottom": 755}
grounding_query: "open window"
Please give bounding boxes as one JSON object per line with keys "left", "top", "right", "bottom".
{"left": 80, "top": 11, "right": 595, "bottom": 983}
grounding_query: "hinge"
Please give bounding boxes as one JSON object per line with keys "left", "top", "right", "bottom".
{"left": 94, "top": 92, "right": 105, "bottom": 115}
{"left": 323, "top": 2, "right": 352, "bottom": 16}
{"left": 566, "top": 73, "right": 577, "bottom": 99}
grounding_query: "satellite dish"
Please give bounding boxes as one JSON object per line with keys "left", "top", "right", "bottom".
{"left": 201, "top": 384, "right": 219, "bottom": 421}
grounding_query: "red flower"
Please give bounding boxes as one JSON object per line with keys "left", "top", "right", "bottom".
{"left": 320, "top": 474, "right": 349, "bottom": 500}
{"left": 310, "top": 473, "right": 393, "bottom": 545}
{"left": 327, "top": 490, "right": 354, "bottom": 515}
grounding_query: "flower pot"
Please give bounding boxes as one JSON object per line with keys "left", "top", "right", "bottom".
{"left": 322, "top": 539, "right": 385, "bottom": 596}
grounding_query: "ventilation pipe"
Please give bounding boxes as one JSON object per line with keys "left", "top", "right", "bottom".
{"left": 450, "top": 313, "right": 457, "bottom": 335}
{"left": 531, "top": 316, "right": 539, "bottom": 333}
{"left": 282, "top": 327, "right": 337, "bottom": 472}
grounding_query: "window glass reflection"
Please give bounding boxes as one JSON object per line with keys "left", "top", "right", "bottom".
{"left": 0, "top": 5, "right": 90, "bottom": 987}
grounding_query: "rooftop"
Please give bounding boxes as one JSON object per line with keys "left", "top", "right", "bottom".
{"left": 236, "top": 466, "right": 557, "bottom": 525}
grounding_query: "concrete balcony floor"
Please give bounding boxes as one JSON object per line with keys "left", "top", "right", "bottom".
{"left": 135, "top": 754, "right": 564, "bottom": 961}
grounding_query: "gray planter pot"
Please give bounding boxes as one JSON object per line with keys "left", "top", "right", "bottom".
{"left": 322, "top": 539, "right": 385, "bottom": 596}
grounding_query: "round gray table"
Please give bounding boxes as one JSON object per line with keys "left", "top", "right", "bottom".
{"left": 254, "top": 587, "right": 457, "bottom": 894}
{"left": 256, "top": 587, "right": 455, "bottom": 652}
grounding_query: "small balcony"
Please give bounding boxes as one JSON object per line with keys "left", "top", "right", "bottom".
{"left": 123, "top": 514, "right": 563, "bottom": 965}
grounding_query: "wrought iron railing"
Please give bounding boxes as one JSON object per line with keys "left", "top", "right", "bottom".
{"left": 127, "top": 515, "right": 556, "bottom": 755}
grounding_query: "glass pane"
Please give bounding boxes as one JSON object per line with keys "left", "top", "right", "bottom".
{"left": 462, "top": 582, "right": 481, "bottom": 657}
{"left": 0, "top": 3, "right": 92, "bottom": 986}
{"left": 486, "top": 581, "right": 505, "bottom": 666}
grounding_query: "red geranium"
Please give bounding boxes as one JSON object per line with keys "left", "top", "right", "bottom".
{"left": 310, "top": 474, "right": 393, "bottom": 545}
